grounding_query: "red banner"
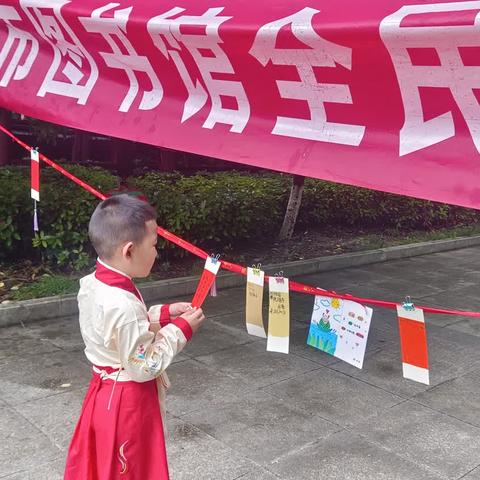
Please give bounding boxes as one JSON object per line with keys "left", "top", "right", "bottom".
{"left": 1, "top": 1, "right": 479, "bottom": 208}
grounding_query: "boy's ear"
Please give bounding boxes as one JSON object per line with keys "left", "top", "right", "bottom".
{"left": 121, "top": 241, "right": 134, "bottom": 259}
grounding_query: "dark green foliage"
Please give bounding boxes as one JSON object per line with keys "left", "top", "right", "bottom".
{"left": 0, "top": 167, "right": 30, "bottom": 255}
{"left": 1, "top": 165, "right": 118, "bottom": 269}
{"left": 2, "top": 166, "right": 479, "bottom": 271}
{"left": 130, "top": 172, "right": 290, "bottom": 254}
{"left": 299, "top": 179, "right": 480, "bottom": 229}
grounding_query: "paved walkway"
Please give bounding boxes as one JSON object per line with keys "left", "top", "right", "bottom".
{"left": 2, "top": 247, "right": 480, "bottom": 479}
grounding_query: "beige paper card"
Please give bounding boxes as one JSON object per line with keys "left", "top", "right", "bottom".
{"left": 267, "top": 277, "right": 290, "bottom": 354}
{"left": 246, "top": 267, "right": 266, "bottom": 338}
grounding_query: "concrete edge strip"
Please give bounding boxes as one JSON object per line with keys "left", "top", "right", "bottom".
{"left": 2, "top": 234, "right": 480, "bottom": 328}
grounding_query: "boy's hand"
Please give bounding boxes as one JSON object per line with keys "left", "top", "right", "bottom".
{"left": 180, "top": 307, "right": 205, "bottom": 335}
{"left": 169, "top": 302, "right": 192, "bottom": 318}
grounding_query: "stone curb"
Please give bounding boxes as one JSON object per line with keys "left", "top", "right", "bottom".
{"left": 2, "top": 234, "right": 480, "bottom": 328}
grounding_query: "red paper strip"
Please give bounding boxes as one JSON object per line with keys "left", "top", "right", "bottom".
{"left": 191, "top": 257, "right": 221, "bottom": 308}
{"left": 396, "top": 305, "right": 429, "bottom": 385}
{"left": 30, "top": 148, "right": 39, "bottom": 201}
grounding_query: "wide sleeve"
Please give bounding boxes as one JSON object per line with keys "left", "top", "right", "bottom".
{"left": 114, "top": 301, "right": 192, "bottom": 383}
{"left": 148, "top": 304, "right": 171, "bottom": 327}
{"left": 147, "top": 303, "right": 171, "bottom": 335}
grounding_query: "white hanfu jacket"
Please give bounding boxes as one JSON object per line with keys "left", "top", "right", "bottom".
{"left": 77, "top": 259, "right": 192, "bottom": 418}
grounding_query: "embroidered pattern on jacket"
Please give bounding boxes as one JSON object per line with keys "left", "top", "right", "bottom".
{"left": 128, "top": 343, "right": 146, "bottom": 367}
{"left": 128, "top": 343, "right": 162, "bottom": 374}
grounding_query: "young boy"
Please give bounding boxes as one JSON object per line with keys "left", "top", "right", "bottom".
{"left": 64, "top": 194, "right": 205, "bottom": 479}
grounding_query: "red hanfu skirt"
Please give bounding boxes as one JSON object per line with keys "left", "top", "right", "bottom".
{"left": 64, "top": 371, "right": 169, "bottom": 479}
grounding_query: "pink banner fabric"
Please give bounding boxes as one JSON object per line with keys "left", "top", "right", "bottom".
{"left": 1, "top": 1, "right": 479, "bottom": 208}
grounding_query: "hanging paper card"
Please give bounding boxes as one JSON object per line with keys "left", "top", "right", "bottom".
{"left": 31, "top": 148, "right": 40, "bottom": 201}
{"left": 307, "top": 296, "right": 372, "bottom": 369}
{"left": 191, "top": 256, "right": 221, "bottom": 308}
{"left": 396, "top": 305, "right": 429, "bottom": 385}
{"left": 246, "top": 267, "right": 266, "bottom": 338}
{"left": 30, "top": 148, "right": 40, "bottom": 232}
{"left": 267, "top": 277, "right": 290, "bottom": 354}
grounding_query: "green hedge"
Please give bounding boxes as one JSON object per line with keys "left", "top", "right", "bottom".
{"left": 0, "top": 165, "right": 118, "bottom": 269}
{"left": 2, "top": 166, "right": 479, "bottom": 271}
{"left": 129, "top": 172, "right": 290, "bottom": 252}
{"left": 298, "top": 179, "right": 479, "bottom": 229}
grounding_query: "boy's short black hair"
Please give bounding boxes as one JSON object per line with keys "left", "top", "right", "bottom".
{"left": 88, "top": 194, "right": 156, "bottom": 260}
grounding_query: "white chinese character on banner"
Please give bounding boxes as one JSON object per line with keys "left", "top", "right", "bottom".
{"left": 0, "top": 5, "right": 38, "bottom": 87}
{"left": 21, "top": 0, "right": 98, "bottom": 104}
{"left": 380, "top": 1, "right": 480, "bottom": 156}
{"left": 80, "top": 3, "right": 162, "bottom": 113}
{"left": 249, "top": 7, "right": 365, "bottom": 146}
{"left": 148, "top": 7, "right": 250, "bottom": 133}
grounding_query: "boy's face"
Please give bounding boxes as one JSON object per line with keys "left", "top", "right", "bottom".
{"left": 128, "top": 219, "right": 158, "bottom": 278}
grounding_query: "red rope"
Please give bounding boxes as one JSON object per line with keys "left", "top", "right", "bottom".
{"left": 2, "top": 123, "right": 480, "bottom": 318}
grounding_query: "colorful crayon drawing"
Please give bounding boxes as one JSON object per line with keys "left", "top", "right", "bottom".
{"left": 307, "top": 296, "right": 373, "bottom": 369}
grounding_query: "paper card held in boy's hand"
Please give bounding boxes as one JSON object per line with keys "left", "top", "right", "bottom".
{"left": 246, "top": 267, "right": 266, "bottom": 338}
{"left": 191, "top": 256, "right": 221, "bottom": 308}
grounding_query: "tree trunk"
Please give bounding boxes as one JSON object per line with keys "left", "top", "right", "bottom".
{"left": 110, "top": 137, "right": 121, "bottom": 167}
{"left": 71, "top": 130, "right": 90, "bottom": 163}
{"left": 111, "top": 137, "right": 135, "bottom": 178}
{"left": 278, "top": 175, "right": 305, "bottom": 241}
{"left": 156, "top": 148, "right": 176, "bottom": 172}
{"left": 0, "top": 109, "right": 10, "bottom": 166}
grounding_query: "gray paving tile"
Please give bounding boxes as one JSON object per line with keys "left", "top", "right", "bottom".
{"left": 0, "top": 458, "right": 65, "bottom": 480}
{"left": 0, "top": 403, "right": 61, "bottom": 477}
{"left": 352, "top": 254, "right": 473, "bottom": 280}
{"left": 331, "top": 328, "right": 480, "bottom": 399}
{"left": 230, "top": 468, "right": 281, "bottom": 479}
{"left": 299, "top": 262, "right": 445, "bottom": 298}
{"left": 413, "top": 289, "right": 480, "bottom": 328}
{"left": 355, "top": 400, "right": 480, "bottom": 479}
{"left": 446, "top": 317, "right": 480, "bottom": 338}
{"left": 295, "top": 268, "right": 382, "bottom": 291}
{"left": 329, "top": 348, "right": 430, "bottom": 399}
{"left": 195, "top": 341, "right": 321, "bottom": 389}
{"left": 183, "top": 317, "right": 255, "bottom": 358}
{"left": 463, "top": 466, "right": 480, "bottom": 479}
{"left": 422, "top": 249, "right": 480, "bottom": 272}
{"left": 289, "top": 292, "right": 318, "bottom": 323}
{"left": 263, "top": 367, "right": 403, "bottom": 428}
{"left": 211, "top": 307, "right": 305, "bottom": 338}
{"left": 413, "top": 368, "right": 480, "bottom": 428}
{"left": 205, "top": 310, "right": 249, "bottom": 332}
{"left": 182, "top": 388, "right": 340, "bottom": 464}
{"left": 202, "top": 286, "right": 246, "bottom": 317}
{"left": 427, "top": 324, "right": 480, "bottom": 351}
{"left": 0, "top": 320, "right": 70, "bottom": 364}
{"left": 12, "top": 387, "right": 87, "bottom": 451}
{"left": 0, "top": 334, "right": 61, "bottom": 365}
{"left": 165, "top": 416, "right": 256, "bottom": 480}
{"left": 24, "top": 315, "right": 84, "bottom": 351}
{"left": 165, "top": 359, "right": 251, "bottom": 417}
{"left": 0, "top": 350, "right": 91, "bottom": 405}
{"left": 267, "top": 430, "right": 444, "bottom": 480}
{"left": 172, "top": 352, "right": 191, "bottom": 364}
{"left": 346, "top": 278, "right": 443, "bottom": 303}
